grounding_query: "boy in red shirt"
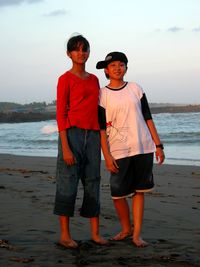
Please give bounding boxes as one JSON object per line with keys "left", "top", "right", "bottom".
{"left": 54, "top": 35, "right": 108, "bottom": 248}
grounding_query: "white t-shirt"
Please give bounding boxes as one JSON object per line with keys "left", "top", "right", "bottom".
{"left": 99, "top": 82, "right": 156, "bottom": 160}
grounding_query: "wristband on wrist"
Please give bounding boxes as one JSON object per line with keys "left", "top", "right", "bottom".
{"left": 156, "top": 143, "right": 164, "bottom": 150}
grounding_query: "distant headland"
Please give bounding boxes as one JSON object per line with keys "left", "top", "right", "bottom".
{"left": 0, "top": 101, "right": 200, "bottom": 123}
{"left": 149, "top": 103, "right": 200, "bottom": 114}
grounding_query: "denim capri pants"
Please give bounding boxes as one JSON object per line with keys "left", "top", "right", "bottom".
{"left": 54, "top": 127, "right": 101, "bottom": 217}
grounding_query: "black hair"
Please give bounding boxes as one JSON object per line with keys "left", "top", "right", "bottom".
{"left": 67, "top": 35, "right": 90, "bottom": 52}
{"left": 105, "top": 71, "right": 110, "bottom": 79}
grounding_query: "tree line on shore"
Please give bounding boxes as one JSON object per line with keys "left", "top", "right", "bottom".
{"left": 0, "top": 101, "right": 200, "bottom": 123}
{"left": 0, "top": 101, "right": 56, "bottom": 113}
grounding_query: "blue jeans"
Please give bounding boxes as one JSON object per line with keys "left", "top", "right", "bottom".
{"left": 54, "top": 127, "right": 101, "bottom": 217}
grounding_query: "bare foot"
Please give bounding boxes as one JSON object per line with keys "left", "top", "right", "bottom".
{"left": 58, "top": 239, "right": 78, "bottom": 249}
{"left": 132, "top": 237, "right": 149, "bottom": 248}
{"left": 92, "top": 236, "right": 109, "bottom": 245}
{"left": 110, "top": 231, "right": 132, "bottom": 241}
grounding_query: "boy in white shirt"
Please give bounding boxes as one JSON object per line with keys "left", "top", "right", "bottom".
{"left": 97, "top": 52, "right": 165, "bottom": 247}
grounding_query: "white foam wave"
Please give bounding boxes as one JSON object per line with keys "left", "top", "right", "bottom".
{"left": 41, "top": 125, "right": 58, "bottom": 134}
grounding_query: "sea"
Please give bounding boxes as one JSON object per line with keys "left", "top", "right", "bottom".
{"left": 0, "top": 112, "right": 200, "bottom": 166}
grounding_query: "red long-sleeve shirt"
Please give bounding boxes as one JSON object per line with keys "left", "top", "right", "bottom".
{"left": 56, "top": 71, "right": 100, "bottom": 131}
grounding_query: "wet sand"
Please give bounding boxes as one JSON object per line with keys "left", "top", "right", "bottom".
{"left": 0, "top": 154, "right": 200, "bottom": 266}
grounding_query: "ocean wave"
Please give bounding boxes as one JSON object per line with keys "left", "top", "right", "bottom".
{"left": 165, "top": 157, "right": 200, "bottom": 166}
{"left": 41, "top": 125, "right": 58, "bottom": 134}
{"left": 160, "top": 132, "right": 200, "bottom": 144}
{"left": 1, "top": 113, "right": 200, "bottom": 166}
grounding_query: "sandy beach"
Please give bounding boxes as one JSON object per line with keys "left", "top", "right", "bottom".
{"left": 0, "top": 154, "right": 200, "bottom": 267}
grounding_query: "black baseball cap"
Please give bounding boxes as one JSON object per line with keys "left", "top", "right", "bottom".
{"left": 96, "top": 51, "right": 128, "bottom": 69}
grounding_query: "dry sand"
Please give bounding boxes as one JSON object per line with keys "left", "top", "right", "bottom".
{"left": 0, "top": 154, "right": 200, "bottom": 267}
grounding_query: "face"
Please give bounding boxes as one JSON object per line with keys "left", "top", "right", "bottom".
{"left": 67, "top": 43, "right": 90, "bottom": 64}
{"left": 105, "top": 61, "right": 127, "bottom": 80}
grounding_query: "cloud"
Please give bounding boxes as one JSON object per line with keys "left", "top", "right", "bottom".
{"left": 192, "top": 26, "right": 200, "bottom": 32}
{"left": 155, "top": 28, "right": 161, "bottom": 32}
{"left": 0, "top": 0, "right": 43, "bottom": 7}
{"left": 43, "top": 9, "right": 67, "bottom": 17}
{"left": 156, "top": 26, "right": 200, "bottom": 33}
{"left": 167, "top": 26, "right": 183, "bottom": 32}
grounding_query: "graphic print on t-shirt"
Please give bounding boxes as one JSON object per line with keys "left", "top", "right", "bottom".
{"left": 106, "top": 120, "right": 131, "bottom": 156}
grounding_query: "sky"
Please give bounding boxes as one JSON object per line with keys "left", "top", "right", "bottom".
{"left": 0, "top": 0, "right": 200, "bottom": 104}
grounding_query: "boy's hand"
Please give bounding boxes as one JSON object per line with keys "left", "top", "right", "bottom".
{"left": 63, "top": 148, "right": 76, "bottom": 166}
{"left": 105, "top": 154, "right": 119, "bottom": 173}
{"left": 156, "top": 148, "right": 165, "bottom": 165}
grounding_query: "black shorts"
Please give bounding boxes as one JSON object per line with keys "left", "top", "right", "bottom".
{"left": 110, "top": 153, "right": 154, "bottom": 199}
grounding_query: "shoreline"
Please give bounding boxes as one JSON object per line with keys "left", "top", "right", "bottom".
{"left": 1, "top": 152, "right": 200, "bottom": 168}
{"left": 0, "top": 154, "right": 200, "bottom": 266}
